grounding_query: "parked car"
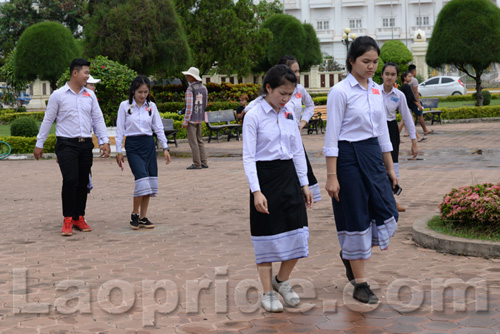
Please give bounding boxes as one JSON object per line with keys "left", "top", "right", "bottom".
{"left": 418, "top": 76, "right": 466, "bottom": 97}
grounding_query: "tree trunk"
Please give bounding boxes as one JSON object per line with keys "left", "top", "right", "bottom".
{"left": 474, "top": 70, "right": 483, "bottom": 107}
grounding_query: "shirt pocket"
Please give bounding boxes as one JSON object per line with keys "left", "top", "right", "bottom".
{"left": 79, "top": 96, "right": 93, "bottom": 115}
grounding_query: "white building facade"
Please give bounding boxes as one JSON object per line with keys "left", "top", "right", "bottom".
{"left": 284, "top": 0, "right": 500, "bottom": 63}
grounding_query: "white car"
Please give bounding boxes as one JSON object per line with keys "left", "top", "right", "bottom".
{"left": 418, "top": 76, "right": 466, "bottom": 97}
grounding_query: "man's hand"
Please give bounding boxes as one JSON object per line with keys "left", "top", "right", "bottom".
{"left": 299, "top": 120, "right": 307, "bottom": 131}
{"left": 33, "top": 147, "right": 43, "bottom": 160}
{"left": 182, "top": 123, "right": 188, "bottom": 129}
{"left": 99, "top": 143, "right": 110, "bottom": 158}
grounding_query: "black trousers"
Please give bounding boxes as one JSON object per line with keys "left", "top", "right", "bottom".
{"left": 387, "top": 120, "right": 400, "bottom": 163}
{"left": 55, "top": 138, "right": 94, "bottom": 219}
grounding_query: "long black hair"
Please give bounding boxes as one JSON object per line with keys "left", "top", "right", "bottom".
{"left": 128, "top": 75, "right": 151, "bottom": 105}
{"left": 346, "top": 36, "right": 380, "bottom": 73}
{"left": 277, "top": 55, "right": 298, "bottom": 68}
{"left": 382, "top": 62, "right": 399, "bottom": 75}
{"left": 262, "top": 64, "right": 297, "bottom": 96}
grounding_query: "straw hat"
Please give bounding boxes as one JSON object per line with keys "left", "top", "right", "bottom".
{"left": 181, "top": 67, "right": 202, "bottom": 81}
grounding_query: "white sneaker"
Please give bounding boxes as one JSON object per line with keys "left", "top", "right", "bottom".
{"left": 261, "top": 290, "right": 284, "bottom": 312}
{"left": 272, "top": 276, "right": 300, "bottom": 307}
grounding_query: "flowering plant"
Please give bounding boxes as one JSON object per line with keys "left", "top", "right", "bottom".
{"left": 439, "top": 182, "right": 500, "bottom": 228}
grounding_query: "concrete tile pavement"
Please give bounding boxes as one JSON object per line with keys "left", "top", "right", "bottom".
{"left": 0, "top": 121, "right": 499, "bottom": 333}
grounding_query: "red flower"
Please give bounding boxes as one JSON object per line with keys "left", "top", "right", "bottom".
{"left": 101, "top": 65, "right": 105, "bottom": 69}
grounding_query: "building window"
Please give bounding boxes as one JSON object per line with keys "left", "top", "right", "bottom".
{"left": 383, "top": 18, "right": 395, "bottom": 27}
{"left": 317, "top": 20, "right": 329, "bottom": 30}
{"left": 416, "top": 16, "right": 429, "bottom": 26}
{"left": 349, "top": 19, "right": 362, "bottom": 29}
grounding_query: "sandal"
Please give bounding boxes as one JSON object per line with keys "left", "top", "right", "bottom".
{"left": 418, "top": 137, "right": 426, "bottom": 142}
{"left": 424, "top": 130, "right": 434, "bottom": 135}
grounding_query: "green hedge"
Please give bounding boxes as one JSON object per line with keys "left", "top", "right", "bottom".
{"left": 0, "top": 135, "right": 56, "bottom": 154}
{"left": 437, "top": 93, "right": 499, "bottom": 102}
{"left": 313, "top": 96, "right": 327, "bottom": 105}
{"left": 0, "top": 111, "right": 45, "bottom": 123}
{"left": 152, "top": 82, "right": 261, "bottom": 103}
{"left": 441, "top": 105, "right": 500, "bottom": 120}
{"left": 157, "top": 101, "right": 240, "bottom": 114}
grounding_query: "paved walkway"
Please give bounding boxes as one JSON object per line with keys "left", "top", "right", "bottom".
{"left": 0, "top": 122, "right": 499, "bottom": 334}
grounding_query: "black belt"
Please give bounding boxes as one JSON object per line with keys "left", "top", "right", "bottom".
{"left": 57, "top": 136, "right": 92, "bottom": 143}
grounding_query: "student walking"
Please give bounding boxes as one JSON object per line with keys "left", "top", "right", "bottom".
{"left": 324, "top": 36, "right": 398, "bottom": 304}
{"left": 115, "top": 76, "right": 171, "bottom": 230}
{"left": 277, "top": 55, "right": 322, "bottom": 203}
{"left": 380, "top": 62, "right": 419, "bottom": 212}
{"left": 243, "top": 65, "right": 313, "bottom": 312}
{"left": 33, "top": 58, "right": 110, "bottom": 236}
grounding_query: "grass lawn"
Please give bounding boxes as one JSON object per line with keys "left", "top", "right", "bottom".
{"left": 0, "top": 122, "right": 55, "bottom": 137}
{"left": 438, "top": 99, "right": 500, "bottom": 108}
{"left": 428, "top": 215, "right": 500, "bottom": 242}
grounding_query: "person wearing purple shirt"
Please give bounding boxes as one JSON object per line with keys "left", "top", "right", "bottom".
{"left": 33, "top": 58, "right": 110, "bottom": 237}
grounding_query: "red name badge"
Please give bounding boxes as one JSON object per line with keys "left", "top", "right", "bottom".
{"left": 371, "top": 88, "right": 380, "bottom": 95}
{"left": 295, "top": 93, "right": 302, "bottom": 99}
{"left": 82, "top": 92, "right": 91, "bottom": 97}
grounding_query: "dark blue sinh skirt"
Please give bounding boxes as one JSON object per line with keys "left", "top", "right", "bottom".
{"left": 332, "top": 138, "right": 398, "bottom": 260}
{"left": 125, "top": 135, "right": 158, "bottom": 197}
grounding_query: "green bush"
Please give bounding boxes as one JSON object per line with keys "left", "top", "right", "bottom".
{"left": 157, "top": 101, "right": 240, "bottom": 114}
{"left": 10, "top": 117, "right": 39, "bottom": 137}
{"left": 0, "top": 108, "right": 16, "bottom": 116}
{"left": 440, "top": 105, "right": 500, "bottom": 120}
{"left": 313, "top": 96, "right": 327, "bottom": 105}
{"left": 472, "top": 90, "right": 491, "bottom": 106}
{"left": 16, "top": 106, "right": 27, "bottom": 113}
{"left": 0, "top": 111, "right": 45, "bottom": 123}
{"left": 0, "top": 135, "right": 56, "bottom": 154}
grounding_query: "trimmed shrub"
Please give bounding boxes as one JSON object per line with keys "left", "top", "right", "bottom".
{"left": 472, "top": 90, "right": 491, "bottom": 106}
{"left": 313, "top": 96, "right": 327, "bottom": 105}
{"left": 0, "top": 111, "right": 45, "bottom": 123}
{"left": 0, "top": 135, "right": 56, "bottom": 154}
{"left": 10, "top": 117, "right": 39, "bottom": 137}
{"left": 439, "top": 183, "right": 500, "bottom": 231}
{"left": 440, "top": 105, "right": 500, "bottom": 120}
{"left": 16, "top": 106, "right": 27, "bottom": 113}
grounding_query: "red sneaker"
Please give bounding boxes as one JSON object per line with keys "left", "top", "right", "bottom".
{"left": 62, "top": 217, "right": 73, "bottom": 236}
{"left": 73, "top": 216, "right": 92, "bottom": 232}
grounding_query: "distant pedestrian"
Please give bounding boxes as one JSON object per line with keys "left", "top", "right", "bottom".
{"left": 278, "top": 55, "right": 321, "bottom": 202}
{"left": 182, "top": 67, "right": 208, "bottom": 170}
{"left": 33, "top": 58, "right": 110, "bottom": 236}
{"left": 400, "top": 71, "right": 425, "bottom": 142}
{"left": 115, "top": 75, "right": 171, "bottom": 230}
{"left": 324, "top": 36, "right": 398, "bottom": 304}
{"left": 243, "top": 64, "right": 313, "bottom": 312}
{"left": 236, "top": 94, "right": 248, "bottom": 124}
{"left": 380, "top": 62, "right": 419, "bottom": 212}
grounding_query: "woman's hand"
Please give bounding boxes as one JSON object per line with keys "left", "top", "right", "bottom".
{"left": 253, "top": 191, "right": 269, "bottom": 214}
{"left": 326, "top": 175, "right": 340, "bottom": 202}
{"left": 388, "top": 170, "right": 398, "bottom": 189}
{"left": 302, "top": 185, "right": 313, "bottom": 209}
{"left": 164, "top": 150, "right": 171, "bottom": 165}
{"left": 411, "top": 139, "right": 418, "bottom": 160}
{"left": 116, "top": 153, "right": 124, "bottom": 171}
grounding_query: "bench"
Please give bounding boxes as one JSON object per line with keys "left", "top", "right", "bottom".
{"left": 161, "top": 118, "right": 179, "bottom": 148}
{"left": 419, "top": 98, "right": 442, "bottom": 125}
{"left": 305, "top": 112, "right": 324, "bottom": 135}
{"left": 206, "top": 110, "right": 242, "bottom": 143}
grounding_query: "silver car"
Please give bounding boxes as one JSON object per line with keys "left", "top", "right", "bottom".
{"left": 418, "top": 76, "right": 466, "bottom": 97}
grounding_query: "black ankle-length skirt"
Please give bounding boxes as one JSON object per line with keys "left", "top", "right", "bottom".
{"left": 332, "top": 138, "right": 398, "bottom": 260}
{"left": 125, "top": 135, "right": 158, "bottom": 197}
{"left": 250, "top": 159, "right": 309, "bottom": 264}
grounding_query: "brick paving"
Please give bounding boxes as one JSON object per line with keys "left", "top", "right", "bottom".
{"left": 0, "top": 121, "right": 499, "bottom": 334}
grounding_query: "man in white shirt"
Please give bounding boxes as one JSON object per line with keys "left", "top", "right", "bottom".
{"left": 33, "top": 58, "right": 110, "bottom": 236}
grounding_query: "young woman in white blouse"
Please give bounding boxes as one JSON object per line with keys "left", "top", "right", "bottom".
{"left": 243, "top": 65, "right": 313, "bottom": 312}
{"left": 115, "top": 76, "right": 171, "bottom": 230}
{"left": 380, "top": 62, "right": 419, "bottom": 212}
{"left": 277, "top": 55, "right": 321, "bottom": 203}
{"left": 324, "top": 36, "right": 398, "bottom": 304}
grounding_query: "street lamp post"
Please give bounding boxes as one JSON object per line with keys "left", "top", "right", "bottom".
{"left": 341, "top": 27, "right": 357, "bottom": 53}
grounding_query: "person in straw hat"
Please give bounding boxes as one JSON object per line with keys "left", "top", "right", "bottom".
{"left": 181, "top": 67, "right": 208, "bottom": 170}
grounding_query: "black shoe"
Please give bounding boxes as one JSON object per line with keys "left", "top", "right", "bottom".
{"left": 139, "top": 217, "right": 155, "bottom": 229}
{"left": 186, "top": 164, "right": 202, "bottom": 170}
{"left": 201, "top": 164, "right": 209, "bottom": 169}
{"left": 130, "top": 213, "right": 139, "bottom": 230}
{"left": 353, "top": 282, "right": 379, "bottom": 304}
{"left": 340, "top": 251, "right": 355, "bottom": 286}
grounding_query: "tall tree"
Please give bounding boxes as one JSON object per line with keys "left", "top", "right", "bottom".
{"left": 256, "top": 14, "right": 322, "bottom": 73}
{"left": 85, "top": 0, "right": 191, "bottom": 77}
{"left": 179, "top": 0, "right": 272, "bottom": 77}
{"left": 0, "top": 51, "right": 30, "bottom": 107}
{"left": 0, "top": 0, "right": 39, "bottom": 64}
{"left": 37, "top": 0, "right": 86, "bottom": 37}
{"left": 253, "top": 0, "right": 282, "bottom": 25}
{"left": 14, "top": 21, "right": 81, "bottom": 91}
{"left": 380, "top": 40, "right": 413, "bottom": 74}
{"left": 426, "top": 0, "right": 500, "bottom": 106}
